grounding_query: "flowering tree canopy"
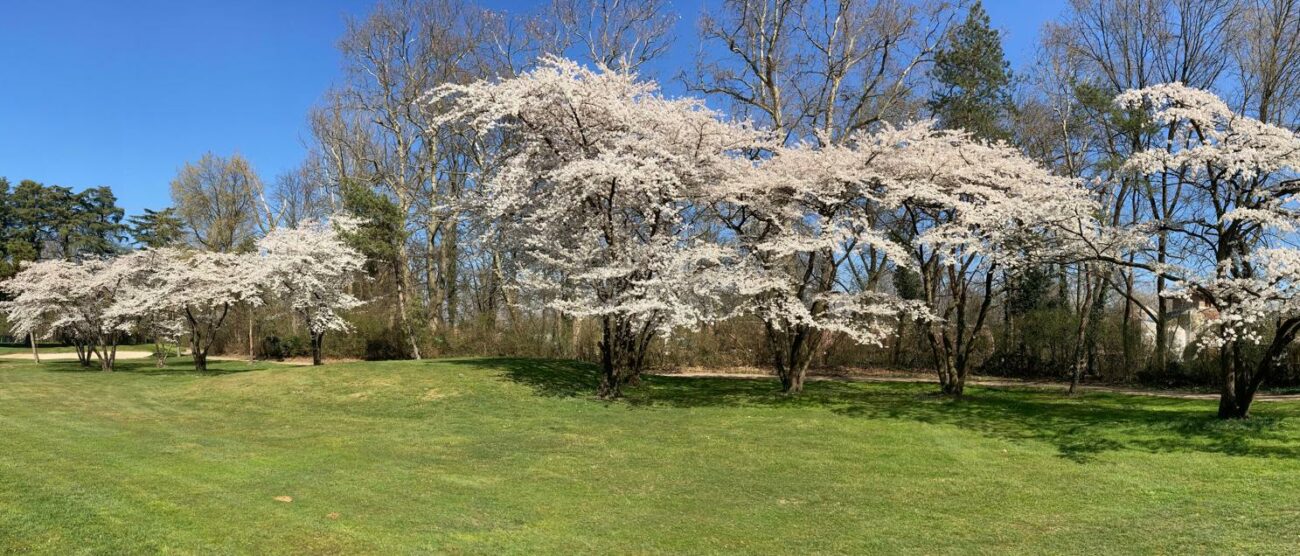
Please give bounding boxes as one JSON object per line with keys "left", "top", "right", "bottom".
{"left": 0, "top": 257, "right": 144, "bottom": 371}
{"left": 0, "top": 219, "right": 367, "bottom": 371}
{"left": 874, "top": 122, "right": 1094, "bottom": 395}
{"left": 108, "top": 249, "right": 190, "bottom": 367}
{"left": 1113, "top": 82, "right": 1300, "bottom": 417}
{"left": 430, "top": 57, "right": 759, "bottom": 397}
{"left": 140, "top": 249, "right": 265, "bottom": 372}
{"left": 0, "top": 260, "right": 73, "bottom": 346}
{"left": 718, "top": 119, "right": 1093, "bottom": 394}
{"left": 715, "top": 127, "right": 925, "bottom": 393}
{"left": 258, "top": 218, "right": 367, "bottom": 365}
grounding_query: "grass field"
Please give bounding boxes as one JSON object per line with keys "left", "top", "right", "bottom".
{"left": 0, "top": 343, "right": 166, "bottom": 356}
{"left": 2, "top": 357, "right": 1300, "bottom": 554}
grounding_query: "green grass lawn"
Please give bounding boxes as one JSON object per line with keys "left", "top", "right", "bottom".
{"left": 2, "top": 357, "right": 1299, "bottom": 554}
{"left": 0, "top": 343, "right": 166, "bottom": 355}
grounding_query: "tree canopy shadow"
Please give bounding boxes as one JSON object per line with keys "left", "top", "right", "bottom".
{"left": 447, "top": 357, "right": 1300, "bottom": 463}
{"left": 21, "top": 356, "right": 269, "bottom": 376}
{"left": 446, "top": 357, "right": 600, "bottom": 398}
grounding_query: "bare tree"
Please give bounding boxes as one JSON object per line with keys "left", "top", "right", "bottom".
{"left": 319, "top": 0, "right": 501, "bottom": 357}
{"left": 272, "top": 159, "right": 334, "bottom": 229}
{"left": 1233, "top": 0, "right": 1300, "bottom": 125}
{"left": 533, "top": 0, "right": 676, "bottom": 72}
{"left": 169, "top": 152, "right": 261, "bottom": 253}
{"left": 688, "top": 0, "right": 953, "bottom": 142}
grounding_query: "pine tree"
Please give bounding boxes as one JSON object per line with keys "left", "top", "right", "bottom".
{"left": 927, "top": 0, "right": 1014, "bottom": 141}
{"left": 129, "top": 208, "right": 186, "bottom": 248}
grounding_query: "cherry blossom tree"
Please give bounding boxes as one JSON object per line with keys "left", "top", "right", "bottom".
{"left": 0, "top": 258, "right": 140, "bottom": 371}
{"left": 258, "top": 218, "right": 367, "bottom": 365}
{"left": 147, "top": 249, "right": 265, "bottom": 372}
{"left": 874, "top": 123, "right": 1093, "bottom": 396}
{"left": 714, "top": 132, "right": 926, "bottom": 394}
{"left": 0, "top": 260, "right": 77, "bottom": 364}
{"left": 430, "top": 57, "right": 759, "bottom": 398}
{"left": 721, "top": 120, "right": 1092, "bottom": 396}
{"left": 106, "top": 249, "right": 188, "bottom": 367}
{"left": 1108, "top": 83, "right": 1300, "bottom": 418}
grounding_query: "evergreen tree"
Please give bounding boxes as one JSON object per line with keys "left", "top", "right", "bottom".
{"left": 129, "top": 208, "right": 186, "bottom": 248}
{"left": 69, "top": 186, "right": 126, "bottom": 257}
{"left": 927, "top": 0, "right": 1014, "bottom": 141}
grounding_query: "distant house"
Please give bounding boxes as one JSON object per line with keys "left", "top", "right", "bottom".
{"left": 1141, "top": 292, "right": 1219, "bottom": 361}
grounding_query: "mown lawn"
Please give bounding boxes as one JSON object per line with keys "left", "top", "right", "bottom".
{"left": 1, "top": 357, "right": 1299, "bottom": 554}
{"left": 0, "top": 343, "right": 164, "bottom": 356}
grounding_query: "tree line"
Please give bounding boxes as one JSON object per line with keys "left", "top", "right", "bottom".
{"left": 9, "top": 0, "right": 1300, "bottom": 420}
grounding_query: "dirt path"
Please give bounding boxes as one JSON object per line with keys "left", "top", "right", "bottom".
{"left": 0, "top": 350, "right": 155, "bottom": 362}
{"left": 655, "top": 369, "right": 1300, "bottom": 402}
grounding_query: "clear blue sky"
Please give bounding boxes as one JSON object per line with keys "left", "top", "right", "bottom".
{"left": 0, "top": 0, "right": 1064, "bottom": 216}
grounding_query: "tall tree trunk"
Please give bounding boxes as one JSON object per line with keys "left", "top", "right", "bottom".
{"left": 248, "top": 308, "right": 256, "bottom": 363}
{"left": 890, "top": 316, "right": 906, "bottom": 367}
{"left": 190, "top": 325, "right": 208, "bottom": 373}
{"left": 393, "top": 255, "right": 422, "bottom": 360}
{"left": 596, "top": 315, "right": 653, "bottom": 399}
{"left": 154, "top": 337, "right": 168, "bottom": 368}
{"left": 1069, "top": 265, "right": 1100, "bottom": 396}
{"left": 441, "top": 219, "right": 459, "bottom": 333}
{"left": 1121, "top": 269, "right": 1135, "bottom": 370}
{"left": 1219, "top": 318, "right": 1300, "bottom": 419}
{"left": 29, "top": 332, "right": 39, "bottom": 364}
{"left": 426, "top": 226, "right": 444, "bottom": 334}
{"left": 1154, "top": 275, "right": 1167, "bottom": 372}
{"left": 194, "top": 350, "right": 208, "bottom": 373}
{"left": 74, "top": 339, "right": 91, "bottom": 368}
{"left": 597, "top": 317, "right": 625, "bottom": 399}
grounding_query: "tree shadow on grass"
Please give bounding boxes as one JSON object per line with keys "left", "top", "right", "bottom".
{"left": 27, "top": 356, "right": 270, "bottom": 376}
{"left": 446, "top": 357, "right": 600, "bottom": 398}
{"left": 447, "top": 357, "right": 1300, "bottom": 463}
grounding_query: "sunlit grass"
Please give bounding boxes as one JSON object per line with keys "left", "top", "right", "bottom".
{"left": 2, "top": 356, "right": 1299, "bottom": 553}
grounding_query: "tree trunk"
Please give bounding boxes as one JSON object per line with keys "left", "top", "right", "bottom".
{"left": 248, "top": 309, "right": 256, "bottom": 363}
{"left": 154, "top": 338, "right": 167, "bottom": 368}
{"left": 595, "top": 315, "right": 652, "bottom": 399}
{"left": 194, "top": 350, "right": 208, "bottom": 373}
{"left": 1069, "top": 265, "right": 1100, "bottom": 396}
{"left": 1219, "top": 319, "right": 1300, "bottom": 419}
{"left": 74, "top": 340, "right": 91, "bottom": 368}
{"left": 312, "top": 332, "right": 324, "bottom": 366}
{"left": 1153, "top": 237, "right": 1168, "bottom": 372}
{"left": 441, "top": 218, "right": 458, "bottom": 332}
{"left": 190, "top": 324, "right": 209, "bottom": 373}
{"left": 764, "top": 321, "right": 816, "bottom": 394}
{"left": 597, "top": 317, "right": 624, "bottom": 399}
{"left": 943, "top": 368, "right": 965, "bottom": 396}
{"left": 393, "top": 256, "right": 422, "bottom": 360}
{"left": 1121, "top": 271, "right": 1135, "bottom": 369}
{"left": 890, "top": 316, "right": 906, "bottom": 367}
{"left": 780, "top": 364, "right": 807, "bottom": 393}
{"left": 29, "top": 332, "right": 39, "bottom": 364}
{"left": 425, "top": 224, "right": 445, "bottom": 340}
{"left": 100, "top": 341, "right": 117, "bottom": 372}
